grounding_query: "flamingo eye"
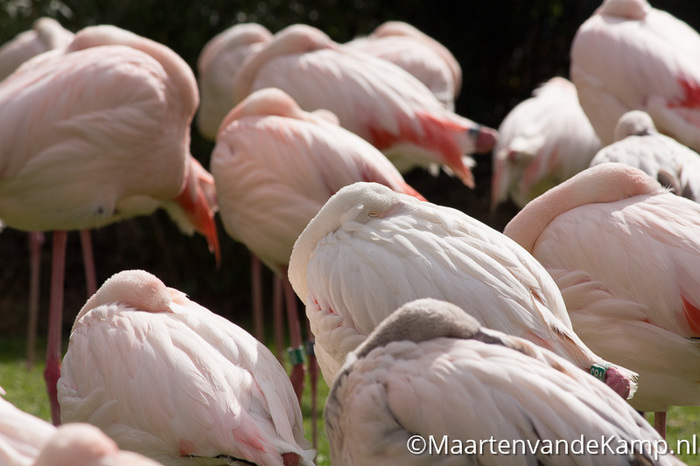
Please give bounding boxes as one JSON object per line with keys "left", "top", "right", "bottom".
{"left": 368, "top": 211, "right": 379, "bottom": 218}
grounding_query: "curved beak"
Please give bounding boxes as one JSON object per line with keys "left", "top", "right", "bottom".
{"left": 176, "top": 158, "right": 221, "bottom": 266}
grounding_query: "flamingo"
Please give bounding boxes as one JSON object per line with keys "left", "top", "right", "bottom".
{"left": 590, "top": 110, "right": 700, "bottom": 201}
{"left": 35, "top": 423, "right": 165, "bottom": 466}
{"left": 0, "top": 388, "right": 163, "bottom": 465}
{"left": 570, "top": 0, "right": 700, "bottom": 150}
{"left": 0, "top": 25, "right": 220, "bottom": 425}
{"left": 0, "top": 387, "right": 56, "bottom": 465}
{"left": 210, "top": 87, "right": 425, "bottom": 441}
{"left": 287, "top": 181, "right": 638, "bottom": 400}
{"left": 491, "top": 76, "right": 601, "bottom": 210}
{"left": 326, "top": 298, "right": 680, "bottom": 465}
{"left": 504, "top": 162, "right": 700, "bottom": 437}
{"left": 196, "top": 23, "right": 273, "bottom": 141}
{"left": 232, "top": 24, "right": 497, "bottom": 188}
{"left": 57, "top": 269, "right": 315, "bottom": 466}
{"left": 345, "top": 20, "right": 462, "bottom": 110}
{"left": 0, "top": 17, "right": 77, "bottom": 369}
{"left": 0, "top": 17, "right": 74, "bottom": 81}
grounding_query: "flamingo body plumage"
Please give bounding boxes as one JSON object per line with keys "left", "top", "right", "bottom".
{"left": 0, "top": 17, "right": 74, "bottom": 81}
{"left": 326, "top": 299, "right": 679, "bottom": 466}
{"left": 58, "top": 270, "right": 314, "bottom": 466}
{"left": 570, "top": 0, "right": 700, "bottom": 150}
{"left": 211, "top": 87, "right": 423, "bottom": 275}
{"left": 232, "top": 24, "right": 497, "bottom": 188}
{"left": 196, "top": 23, "right": 273, "bottom": 140}
{"left": 504, "top": 163, "right": 700, "bottom": 414}
{"left": 288, "top": 181, "right": 638, "bottom": 399}
{"left": 491, "top": 77, "right": 601, "bottom": 209}
{"left": 346, "top": 21, "right": 461, "bottom": 110}
{"left": 590, "top": 110, "right": 700, "bottom": 201}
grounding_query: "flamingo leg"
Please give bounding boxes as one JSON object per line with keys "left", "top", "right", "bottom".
{"left": 250, "top": 253, "right": 265, "bottom": 343}
{"left": 79, "top": 229, "right": 97, "bottom": 296}
{"left": 654, "top": 411, "right": 667, "bottom": 439}
{"left": 26, "top": 232, "right": 45, "bottom": 370}
{"left": 273, "top": 274, "right": 284, "bottom": 362}
{"left": 282, "top": 276, "right": 305, "bottom": 405}
{"left": 305, "top": 318, "right": 318, "bottom": 449}
{"left": 45, "top": 230, "right": 66, "bottom": 426}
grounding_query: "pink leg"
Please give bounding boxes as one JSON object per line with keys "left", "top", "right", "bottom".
{"left": 306, "top": 318, "right": 318, "bottom": 449}
{"left": 282, "top": 276, "right": 305, "bottom": 405}
{"left": 273, "top": 275, "right": 284, "bottom": 362}
{"left": 250, "top": 253, "right": 265, "bottom": 343}
{"left": 79, "top": 230, "right": 97, "bottom": 296}
{"left": 45, "top": 231, "right": 66, "bottom": 426}
{"left": 654, "top": 411, "right": 667, "bottom": 439}
{"left": 26, "top": 232, "right": 45, "bottom": 369}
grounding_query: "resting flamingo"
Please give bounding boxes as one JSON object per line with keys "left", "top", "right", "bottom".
{"left": 491, "top": 77, "right": 601, "bottom": 210}
{"left": 1, "top": 388, "right": 163, "bottom": 465}
{"left": 346, "top": 20, "right": 462, "bottom": 110}
{"left": 232, "top": 24, "right": 497, "bottom": 188}
{"left": 0, "top": 25, "right": 219, "bottom": 425}
{"left": 0, "top": 17, "right": 74, "bottom": 80}
{"left": 210, "top": 88, "right": 424, "bottom": 439}
{"left": 0, "top": 17, "right": 77, "bottom": 369}
{"left": 326, "top": 298, "right": 680, "bottom": 465}
{"left": 58, "top": 269, "right": 314, "bottom": 466}
{"left": 504, "top": 162, "right": 700, "bottom": 437}
{"left": 570, "top": 0, "right": 700, "bottom": 150}
{"left": 287, "top": 181, "right": 638, "bottom": 400}
{"left": 196, "top": 23, "right": 272, "bottom": 141}
{"left": 590, "top": 110, "right": 700, "bottom": 201}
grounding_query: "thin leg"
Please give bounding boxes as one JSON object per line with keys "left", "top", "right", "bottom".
{"left": 79, "top": 230, "right": 97, "bottom": 296}
{"left": 45, "top": 231, "right": 67, "bottom": 426}
{"left": 273, "top": 275, "right": 284, "bottom": 362}
{"left": 654, "top": 411, "right": 667, "bottom": 439}
{"left": 283, "top": 276, "right": 305, "bottom": 405}
{"left": 250, "top": 254, "right": 265, "bottom": 343}
{"left": 26, "top": 232, "right": 45, "bottom": 369}
{"left": 306, "top": 318, "right": 318, "bottom": 449}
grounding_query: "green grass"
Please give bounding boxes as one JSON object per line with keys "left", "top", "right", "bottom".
{"left": 2, "top": 337, "right": 699, "bottom": 465}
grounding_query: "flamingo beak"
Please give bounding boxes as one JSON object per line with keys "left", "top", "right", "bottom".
{"left": 175, "top": 175, "right": 221, "bottom": 267}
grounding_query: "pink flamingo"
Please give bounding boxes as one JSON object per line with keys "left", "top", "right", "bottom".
{"left": 288, "top": 181, "right": 638, "bottom": 400}
{"left": 232, "top": 24, "right": 497, "bottom": 188}
{"left": 346, "top": 20, "right": 462, "bottom": 110}
{"left": 0, "top": 17, "right": 78, "bottom": 369}
{"left": 505, "top": 162, "right": 700, "bottom": 437}
{"left": 210, "top": 87, "right": 424, "bottom": 442}
{"left": 590, "top": 110, "right": 700, "bottom": 201}
{"left": 326, "top": 299, "right": 680, "bottom": 465}
{"left": 58, "top": 269, "right": 314, "bottom": 466}
{"left": 0, "top": 388, "right": 162, "bottom": 465}
{"left": 0, "top": 25, "right": 219, "bottom": 425}
{"left": 570, "top": 0, "right": 700, "bottom": 150}
{"left": 196, "top": 23, "right": 273, "bottom": 141}
{"left": 0, "top": 17, "right": 74, "bottom": 81}
{"left": 491, "top": 77, "right": 601, "bottom": 210}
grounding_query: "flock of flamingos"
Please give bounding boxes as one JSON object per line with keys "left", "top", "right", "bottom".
{"left": 2, "top": 0, "right": 700, "bottom": 464}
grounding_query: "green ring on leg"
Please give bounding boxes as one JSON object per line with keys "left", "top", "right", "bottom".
{"left": 590, "top": 363, "right": 610, "bottom": 381}
{"left": 288, "top": 346, "right": 306, "bottom": 366}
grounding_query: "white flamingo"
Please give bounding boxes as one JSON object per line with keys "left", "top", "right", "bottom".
{"left": 287, "top": 181, "right": 638, "bottom": 400}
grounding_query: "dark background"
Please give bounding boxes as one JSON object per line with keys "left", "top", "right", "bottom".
{"left": 1, "top": 0, "right": 699, "bottom": 340}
